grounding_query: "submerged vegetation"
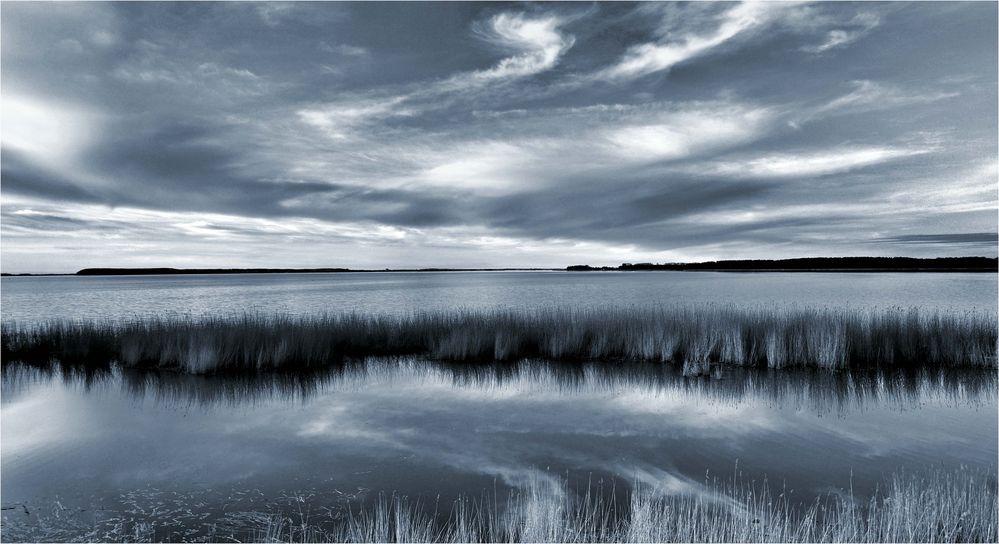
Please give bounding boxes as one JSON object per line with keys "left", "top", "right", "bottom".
{"left": 2, "top": 306, "right": 996, "bottom": 375}
{"left": 2, "top": 468, "right": 995, "bottom": 542}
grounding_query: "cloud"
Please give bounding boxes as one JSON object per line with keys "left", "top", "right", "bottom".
{"left": 1, "top": 148, "right": 106, "bottom": 204}
{"left": 601, "top": 105, "right": 773, "bottom": 162}
{"left": 814, "top": 80, "right": 960, "bottom": 117}
{"left": 598, "top": 2, "right": 790, "bottom": 81}
{"left": 416, "top": 140, "right": 537, "bottom": 193}
{"left": 694, "top": 147, "right": 931, "bottom": 179}
{"left": 881, "top": 159, "right": 998, "bottom": 216}
{"left": 297, "top": 10, "right": 575, "bottom": 140}
{"left": 471, "top": 172, "right": 774, "bottom": 249}
{"left": 363, "top": 100, "right": 778, "bottom": 198}
{"left": 3, "top": 200, "right": 402, "bottom": 243}
{"left": 322, "top": 43, "right": 369, "bottom": 57}
{"left": 1, "top": 94, "right": 97, "bottom": 162}
{"left": 110, "top": 40, "right": 271, "bottom": 98}
{"left": 872, "top": 232, "right": 997, "bottom": 247}
{"left": 466, "top": 12, "right": 576, "bottom": 82}
{"left": 294, "top": 97, "right": 779, "bottom": 203}
{"left": 802, "top": 12, "right": 880, "bottom": 53}
{"left": 297, "top": 96, "right": 411, "bottom": 140}
{"left": 255, "top": 3, "right": 296, "bottom": 26}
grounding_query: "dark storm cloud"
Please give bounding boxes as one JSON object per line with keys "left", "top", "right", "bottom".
{"left": 1, "top": 1, "right": 996, "bottom": 271}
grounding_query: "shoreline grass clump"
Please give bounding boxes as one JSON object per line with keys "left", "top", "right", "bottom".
{"left": 2, "top": 467, "right": 995, "bottom": 542}
{"left": 2, "top": 306, "right": 995, "bottom": 374}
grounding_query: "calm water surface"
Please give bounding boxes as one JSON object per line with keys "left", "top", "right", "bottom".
{"left": 2, "top": 271, "right": 996, "bottom": 325}
{"left": 2, "top": 364, "right": 996, "bottom": 530}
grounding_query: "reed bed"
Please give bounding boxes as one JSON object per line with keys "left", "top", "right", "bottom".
{"left": 2, "top": 306, "right": 995, "bottom": 374}
{"left": 3, "top": 468, "right": 995, "bottom": 542}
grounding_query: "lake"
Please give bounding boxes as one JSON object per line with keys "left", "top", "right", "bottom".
{"left": 1, "top": 271, "right": 996, "bottom": 325}
{"left": 1, "top": 272, "right": 996, "bottom": 541}
{"left": 2, "top": 362, "right": 996, "bottom": 541}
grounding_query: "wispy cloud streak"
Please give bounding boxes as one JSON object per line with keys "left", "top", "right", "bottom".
{"left": 598, "top": 2, "right": 791, "bottom": 81}
{"left": 801, "top": 12, "right": 880, "bottom": 53}
{"left": 694, "top": 147, "right": 931, "bottom": 179}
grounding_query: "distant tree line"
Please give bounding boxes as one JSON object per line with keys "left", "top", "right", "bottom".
{"left": 567, "top": 257, "right": 998, "bottom": 272}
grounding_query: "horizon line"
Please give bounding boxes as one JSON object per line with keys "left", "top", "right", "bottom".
{"left": 2, "top": 256, "right": 996, "bottom": 277}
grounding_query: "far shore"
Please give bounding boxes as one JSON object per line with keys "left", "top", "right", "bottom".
{"left": 0, "top": 256, "right": 995, "bottom": 276}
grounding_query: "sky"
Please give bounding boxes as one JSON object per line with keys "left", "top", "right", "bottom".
{"left": 1, "top": 1, "right": 996, "bottom": 273}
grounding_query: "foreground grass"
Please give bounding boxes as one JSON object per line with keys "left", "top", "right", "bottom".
{"left": 2, "top": 468, "right": 995, "bottom": 542}
{"left": 325, "top": 469, "right": 999, "bottom": 543}
{"left": 2, "top": 306, "right": 996, "bottom": 374}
